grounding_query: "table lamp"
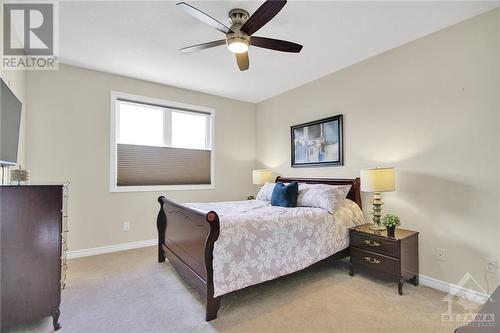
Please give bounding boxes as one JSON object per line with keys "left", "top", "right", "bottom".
{"left": 360, "top": 167, "right": 396, "bottom": 230}
{"left": 252, "top": 169, "right": 274, "bottom": 186}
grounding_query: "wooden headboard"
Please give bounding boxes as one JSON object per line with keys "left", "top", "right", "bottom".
{"left": 275, "top": 176, "right": 362, "bottom": 209}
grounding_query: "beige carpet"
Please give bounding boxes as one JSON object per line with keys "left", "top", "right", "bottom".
{"left": 6, "top": 246, "right": 471, "bottom": 333}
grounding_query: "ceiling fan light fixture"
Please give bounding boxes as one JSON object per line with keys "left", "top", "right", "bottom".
{"left": 227, "top": 37, "right": 249, "bottom": 54}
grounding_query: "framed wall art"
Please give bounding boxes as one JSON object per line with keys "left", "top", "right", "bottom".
{"left": 291, "top": 114, "right": 343, "bottom": 167}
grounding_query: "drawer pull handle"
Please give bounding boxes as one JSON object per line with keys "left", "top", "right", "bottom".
{"left": 364, "top": 240, "right": 380, "bottom": 247}
{"left": 364, "top": 256, "right": 381, "bottom": 264}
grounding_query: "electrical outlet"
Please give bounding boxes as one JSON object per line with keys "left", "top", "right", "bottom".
{"left": 123, "top": 221, "right": 130, "bottom": 231}
{"left": 485, "top": 258, "right": 498, "bottom": 273}
{"left": 436, "top": 248, "right": 446, "bottom": 262}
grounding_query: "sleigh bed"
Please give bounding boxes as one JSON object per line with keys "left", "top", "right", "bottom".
{"left": 156, "top": 177, "right": 362, "bottom": 321}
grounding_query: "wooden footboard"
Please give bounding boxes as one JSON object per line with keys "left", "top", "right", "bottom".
{"left": 157, "top": 196, "right": 221, "bottom": 321}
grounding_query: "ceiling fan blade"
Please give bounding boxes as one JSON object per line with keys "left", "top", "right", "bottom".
{"left": 236, "top": 52, "right": 249, "bottom": 71}
{"left": 240, "top": 0, "right": 287, "bottom": 36}
{"left": 251, "top": 36, "right": 302, "bottom": 53}
{"left": 176, "top": 2, "right": 233, "bottom": 34}
{"left": 180, "top": 40, "right": 226, "bottom": 53}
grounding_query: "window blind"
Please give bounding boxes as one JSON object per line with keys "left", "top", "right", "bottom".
{"left": 117, "top": 144, "right": 211, "bottom": 186}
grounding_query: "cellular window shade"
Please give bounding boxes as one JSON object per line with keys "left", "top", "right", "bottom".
{"left": 117, "top": 144, "right": 211, "bottom": 186}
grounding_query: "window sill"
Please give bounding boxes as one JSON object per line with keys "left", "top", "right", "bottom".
{"left": 110, "top": 184, "right": 215, "bottom": 193}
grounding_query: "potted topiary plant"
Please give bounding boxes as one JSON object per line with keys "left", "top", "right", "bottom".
{"left": 381, "top": 214, "right": 401, "bottom": 237}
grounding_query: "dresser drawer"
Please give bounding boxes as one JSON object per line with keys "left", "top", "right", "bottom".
{"left": 350, "top": 231, "right": 399, "bottom": 257}
{"left": 350, "top": 247, "right": 399, "bottom": 276}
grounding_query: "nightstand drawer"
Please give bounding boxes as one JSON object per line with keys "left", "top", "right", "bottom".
{"left": 350, "top": 247, "right": 399, "bottom": 276}
{"left": 350, "top": 231, "right": 398, "bottom": 257}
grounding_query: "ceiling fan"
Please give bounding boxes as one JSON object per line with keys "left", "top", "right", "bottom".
{"left": 176, "top": 0, "right": 303, "bottom": 71}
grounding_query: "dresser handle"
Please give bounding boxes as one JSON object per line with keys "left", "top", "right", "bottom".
{"left": 364, "top": 256, "right": 381, "bottom": 264}
{"left": 364, "top": 240, "right": 380, "bottom": 247}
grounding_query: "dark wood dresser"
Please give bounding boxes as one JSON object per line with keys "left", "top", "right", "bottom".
{"left": 349, "top": 223, "right": 419, "bottom": 295}
{"left": 1, "top": 184, "right": 69, "bottom": 331}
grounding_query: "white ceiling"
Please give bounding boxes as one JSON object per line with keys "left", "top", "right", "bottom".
{"left": 59, "top": 1, "right": 500, "bottom": 103}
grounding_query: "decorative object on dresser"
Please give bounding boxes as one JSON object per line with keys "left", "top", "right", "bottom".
{"left": 10, "top": 165, "right": 30, "bottom": 184}
{"left": 157, "top": 176, "right": 362, "bottom": 321}
{"left": 360, "top": 167, "right": 396, "bottom": 230}
{"left": 349, "top": 223, "right": 418, "bottom": 295}
{"left": 291, "top": 115, "right": 343, "bottom": 167}
{"left": 0, "top": 184, "right": 69, "bottom": 331}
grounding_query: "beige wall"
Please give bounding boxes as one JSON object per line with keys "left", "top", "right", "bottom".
{"left": 26, "top": 64, "right": 256, "bottom": 251}
{"left": 256, "top": 9, "right": 500, "bottom": 291}
{"left": 23, "top": 8, "right": 499, "bottom": 292}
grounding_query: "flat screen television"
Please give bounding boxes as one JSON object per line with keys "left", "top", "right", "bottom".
{"left": 0, "top": 78, "right": 22, "bottom": 166}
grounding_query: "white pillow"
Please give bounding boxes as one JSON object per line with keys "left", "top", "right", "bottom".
{"left": 256, "top": 182, "right": 276, "bottom": 201}
{"left": 297, "top": 183, "right": 352, "bottom": 213}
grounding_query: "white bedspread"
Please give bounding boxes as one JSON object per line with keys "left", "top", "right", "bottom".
{"left": 185, "top": 199, "right": 365, "bottom": 297}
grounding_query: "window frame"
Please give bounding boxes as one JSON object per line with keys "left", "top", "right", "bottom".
{"left": 110, "top": 91, "right": 215, "bottom": 193}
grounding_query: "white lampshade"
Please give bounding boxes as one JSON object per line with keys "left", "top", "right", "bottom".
{"left": 252, "top": 169, "right": 273, "bottom": 185}
{"left": 360, "top": 167, "right": 396, "bottom": 192}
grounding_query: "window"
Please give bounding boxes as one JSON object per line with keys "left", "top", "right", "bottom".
{"left": 118, "top": 102, "right": 164, "bottom": 146}
{"left": 110, "top": 92, "right": 214, "bottom": 192}
{"left": 171, "top": 111, "right": 209, "bottom": 149}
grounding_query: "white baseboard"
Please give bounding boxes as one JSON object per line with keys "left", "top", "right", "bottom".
{"left": 419, "top": 274, "right": 490, "bottom": 303}
{"left": 67, "top": 239, "right": 157, "bottom": 259}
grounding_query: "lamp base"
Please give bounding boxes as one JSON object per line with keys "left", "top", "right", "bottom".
{"left": 369, "top": 224, "right": 386, "bottom": 231}
{"left": 370, "top": 192, "right": 386, "bottom": 231}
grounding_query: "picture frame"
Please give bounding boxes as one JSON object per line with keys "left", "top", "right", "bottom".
{"left": 291, "top": 114, "right": 344, "bottom": 167}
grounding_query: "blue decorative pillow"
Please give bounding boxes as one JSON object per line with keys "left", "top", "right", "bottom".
{"left": 271, "top": 182, "right": 299, "bottom": 207}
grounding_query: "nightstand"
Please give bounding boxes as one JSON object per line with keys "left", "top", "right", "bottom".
{"left": 349, "top": 223, "right": 419, "bottom": 295}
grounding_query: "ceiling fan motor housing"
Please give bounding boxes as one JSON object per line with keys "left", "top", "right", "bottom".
{"left": 228, "top": 8, "right": 249, "bottom": 25}
{"left": 226, "top": 8, "right": 250, "bottom": 48}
